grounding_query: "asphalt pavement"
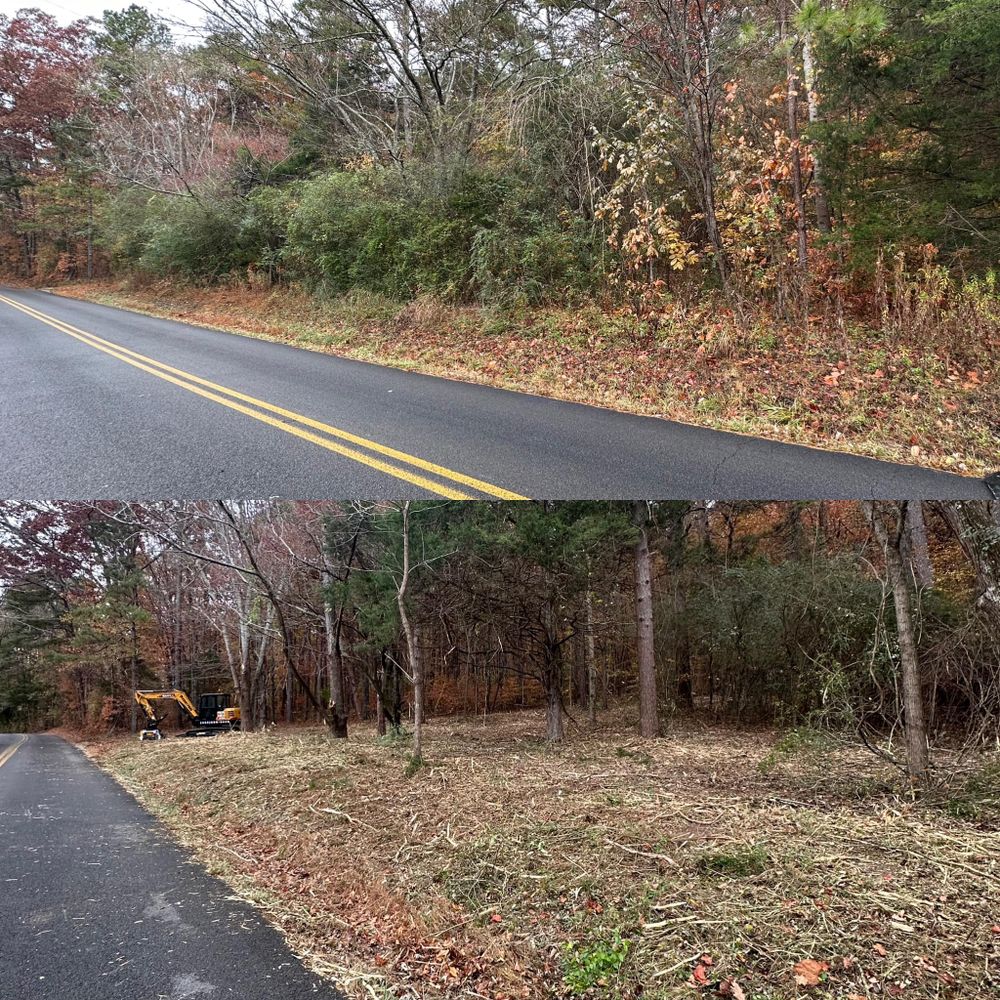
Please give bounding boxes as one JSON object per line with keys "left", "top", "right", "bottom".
{"left": 0, "top": 733, "right": 345, "bottom": 1000}
{"left": 0, "top": 288, "right": 991, "bottom": 498}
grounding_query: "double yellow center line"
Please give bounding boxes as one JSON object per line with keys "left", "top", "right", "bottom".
{"left": 0, "top": 294, "right": 527, "bottom": 500}
{"left": 0, "top": 736, "right": 26, "bottom": 770}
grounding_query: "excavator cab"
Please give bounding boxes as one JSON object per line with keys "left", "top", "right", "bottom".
{"left": 135, "top": 689, "right": 240, "bottom": 741}
{"left": 197, "top": 692, "right": 237, "bottom": 725}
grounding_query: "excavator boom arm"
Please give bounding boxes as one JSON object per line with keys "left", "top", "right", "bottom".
{"left": 134, "top": 689, "right": 200, "bottom": 727}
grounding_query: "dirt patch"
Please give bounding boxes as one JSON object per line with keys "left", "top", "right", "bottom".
{"left": 83, "top": 711, "right": 1000, "bottom": 1000}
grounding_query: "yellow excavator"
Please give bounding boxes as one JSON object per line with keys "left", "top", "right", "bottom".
{"left": 135, "top": 689, "right": 240, "bottom": 741}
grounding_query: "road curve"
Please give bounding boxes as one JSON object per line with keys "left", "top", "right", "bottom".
{"left": 0, "top": 287, "right": 989, "bottom": 499}
{"left": 0, "top": 733, "right": 344, "bottom": 1000}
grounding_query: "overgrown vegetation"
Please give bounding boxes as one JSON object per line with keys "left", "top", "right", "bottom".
{"left": 1, "top": 2, "right": 998, "bottom": 462}
{"left": 55, "top": 280, "right": 997, "bottom": 472}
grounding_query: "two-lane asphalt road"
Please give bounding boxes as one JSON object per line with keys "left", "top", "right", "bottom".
{"left": 0, "top": 288, "right": 990, "bottom": 498}
{"left": 0, "top": 733, "right": 344, "bottom": 1000}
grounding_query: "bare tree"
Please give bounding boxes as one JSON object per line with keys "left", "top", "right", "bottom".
{"left": 189, "top": 0, "right": 540, "bottom": 165}
{"left": 96, "top": 47, "right": 280, "bottom": 197}
{"left": 934, "top": 501, "right": 1000, "bottom": 627}
{"left": 862, "top": 501, "right": 929, "bottom": 787}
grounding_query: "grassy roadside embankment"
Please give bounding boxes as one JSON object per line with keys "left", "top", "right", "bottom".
{"left": 53, "top": 281, "right": 998, "bottom": 476}
{"left": 82, "top": 711, "right": 1000, "bottom": 1000}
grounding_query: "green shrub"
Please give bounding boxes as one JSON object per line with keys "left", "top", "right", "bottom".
{"left": 139, "top": 200, "right": 250, "bottom": 281}
{"left": 103, "top": 165, "right": 602, "bottom": 304}
{"left": 99, "top": 187, "right": 158, "bottom": 268}
{"left": 240, "top": 184, "right": 298, "bottom": 283}
{"left": 563, "top": 933, "right": 630, "bottom": 994}
{"left": 101, "top": 189, "right": 254, "bottom": 281}
{"left": 674, "top": 555, "right": 963, "bottom": 725}
{"left": 282, "top": 166, "right": 601, "bottom": 303}
{"left": 472, "top": 213, "right": 600, "bottom": 307}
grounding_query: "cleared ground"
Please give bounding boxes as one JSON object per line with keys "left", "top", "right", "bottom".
{"left": 87, "top": 711, "right": 1000, "bottom": 1000}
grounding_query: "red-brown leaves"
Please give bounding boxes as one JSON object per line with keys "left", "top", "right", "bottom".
{"left": 792, "top": 959, "right": 829, "bottom": 987}
{"left": 690, "top": 953, "right": 713, "bottom": 986}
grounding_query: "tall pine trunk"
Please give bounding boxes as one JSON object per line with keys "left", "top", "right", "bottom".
{"left": 397, "top": 502, "right": 423, "bottom": 761}
{"left": 585, "top": 577, "right": 597, "bottom": 726}
{"left": 544, "top": 646, "right": 565, "bottom": 742}
{"left": 634, "top": 501, "right": 659, "bottom": 737}
{"left": 801, "top": 32, "right": 832, "bottom": 233}
{"left": 783, "top": 6, "right": 808, "bottom": 271}
{"left": 903, "top": 502, "right": 934, "bottom": 589}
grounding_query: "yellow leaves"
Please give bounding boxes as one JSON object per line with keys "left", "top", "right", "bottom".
{"left": 595, "top": 108, "right": 697, "bottom": 293}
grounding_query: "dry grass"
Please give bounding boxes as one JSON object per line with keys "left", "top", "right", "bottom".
{"left": 52, "top": 281, "right": 998, "bottom": 476}
{"left": 82, "top": 711, "right": 1000, "bottom": 1000}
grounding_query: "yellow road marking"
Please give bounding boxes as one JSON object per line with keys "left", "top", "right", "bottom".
{"left": 0, "top": 294, "right": 527, "bottom": 500}
{"left": 0, "top": 736, "right": 26, "bottom": 770}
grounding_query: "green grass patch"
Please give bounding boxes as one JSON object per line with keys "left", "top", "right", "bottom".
{"left": 696, "top": 845, "right": 768, "bottom": 877}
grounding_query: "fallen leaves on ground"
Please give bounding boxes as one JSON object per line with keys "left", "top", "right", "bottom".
{"left": 54, "top": 281, "right": 997, "bottom": 475}
{"left": 793, "top": 958, "right": 830, "bottom": 986}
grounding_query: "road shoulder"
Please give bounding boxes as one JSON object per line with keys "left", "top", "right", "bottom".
{"left": 49, "top": 281, "right": 998, "bottom": 478}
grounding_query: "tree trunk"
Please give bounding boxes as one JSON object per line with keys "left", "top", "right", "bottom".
{"left": 411, "top": 622, "right": 423, "bottom": 759}
{"left": 585, "top": 579, "right": 597, "bottom": 727}
{"left": 903, "top": 501, "right": 934, "bottom": 589}
{"left": 237, "top": 620, "right": 253, "bottom": 731}
{"left": 86, "top": 186, "right": 95, "bottom": 280}
{"left": 783, "top": 8, "right": 808, "bottom": 271}
{"left": 863, "top": 502, "right": 929, "bottom": 787}
{"left": 634, "top": 500, "right": 659, "bottom": 737}
{"left": 397, "top": 501, "right": 423, "bottom": 761}
{"left": 674, "top": 579, "right": 693, "bottom": 709}
{"left": 693, "top": 502, "right": 711, "bottom": 550}
{"left": 801, "top": 32, "right": 832, "bottom": 233}
{"left": 170, "top": 562, "right": 183, "bottom": 689}
{"left": 322, "top": 567, "right": 348, "bottom": 739}
{"left": 129, "top": 626, "right": 138, "bottom": 735}
{"left": 545, "top": 649, "right": 564, "bottom": 742}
